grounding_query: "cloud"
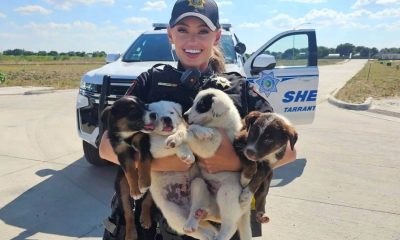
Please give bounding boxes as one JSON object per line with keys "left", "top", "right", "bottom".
{"left": 124, "top": 17, "right": 152, "bottom": 25}
{"left": 14, "top": 5, "right": 52, "bottom": 15}
{"left": 376, "top": 0, "right": 400, "bottom": 4}
{"left": 216, "top": 1, "right": 233, "bottom": 6}
{"left": 23, "top": 21, "right": 96, "bottom": 31}
{"left": 44, "top": 0, "right": 115, "bottom": 10}
{"left": 352, "top": 0, "right": 372, "bottom": 8}
{"left": 141, "top": 1, "right": 167, "bottom": 11}
{"left": 0, "top": 12, "right": 6, "bottom": 18}
{"left": 352, "top": 0, "right": 400, "bottom": 8}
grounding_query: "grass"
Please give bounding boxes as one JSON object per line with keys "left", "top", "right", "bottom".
{"left": 0, "top": 55, "right": 104, "bottom": 63}
{"left": 335, "top": 60, "right": 400, "bottom": 103}
{"left": 0, "top": 62, "right": 103, "bottom": 89}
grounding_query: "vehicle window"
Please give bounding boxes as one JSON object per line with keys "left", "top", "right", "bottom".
{"left": 123, "top": 33, "right": 237, "bottom": 64}
{"left": 220, "top": 34, "right": 237, "bottom": 64}
{"left": 262, "top": 34, "right": 309, "bottom": 67}
{"left": 123, "top": 34, "right": 176, "bottom": 62}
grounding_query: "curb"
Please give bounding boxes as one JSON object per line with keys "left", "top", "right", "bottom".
{"left": 0, "top": 87, "right": 55, "bottom": 96}
{"left": 328, "top": 89, "right": 372, "bottom": 111}
{"left": 24, "top": 88, "right": 55, "bottom": 95}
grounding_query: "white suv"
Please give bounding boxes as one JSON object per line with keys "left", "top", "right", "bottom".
{"left": 77, "top": 23, "right": 319, "bottom": 166}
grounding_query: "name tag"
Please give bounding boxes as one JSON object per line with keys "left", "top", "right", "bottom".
{"left": 158, "top": 82, "right": 178, "bottom": 87}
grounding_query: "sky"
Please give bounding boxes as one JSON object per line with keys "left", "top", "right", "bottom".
{"left": 0, "top": 0, "right": 399, "bottom": 54}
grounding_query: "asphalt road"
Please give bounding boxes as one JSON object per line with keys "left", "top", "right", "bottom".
{"left": 0, "top": 59, "right": 399, "bottom": 240}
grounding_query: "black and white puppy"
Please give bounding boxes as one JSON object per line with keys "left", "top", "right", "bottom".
{"left": 235, "top": 111, "right": 298, "bottom": 224}
{"left": 164, "top": 88, "right": 252, "bottom": 240}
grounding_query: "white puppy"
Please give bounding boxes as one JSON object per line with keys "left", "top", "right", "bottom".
{"left": 165, "top": 88, "right": 252, "bottom": 240}
{"left": 143, "top": 100, "right": 195, "bottom": 165}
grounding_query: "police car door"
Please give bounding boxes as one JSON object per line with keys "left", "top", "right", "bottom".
{"left": 244, "top": 29, "right": 319, "bottom": 125}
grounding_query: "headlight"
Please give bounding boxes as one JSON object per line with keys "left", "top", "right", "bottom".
{"left": 80, "top": 79, "right": 99, "bottom": 92}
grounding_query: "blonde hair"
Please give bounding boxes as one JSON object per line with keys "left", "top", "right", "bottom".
{"left": 210, "top": 45, "right": 226, "bottom": 73}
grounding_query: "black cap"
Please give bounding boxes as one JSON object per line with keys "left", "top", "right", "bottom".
{"left": 169, "top": 0, "right": 220, "bottom": 31}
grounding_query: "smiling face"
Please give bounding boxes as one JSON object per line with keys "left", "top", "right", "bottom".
{"left": 167, "top": 16, "right": 221, "bottom": 72}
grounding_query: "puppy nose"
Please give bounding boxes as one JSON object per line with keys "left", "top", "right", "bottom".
{"left": 245, "top": 148, "right": 256, "bottom": 159}
{"left": 162, "top": 117, "right": 172, "bottom": 125}
{"left": 149, "top": 112, "right": 157, "bottom": 120}
{"left": 183, "top": 113, "right": 189, "bottom": 122}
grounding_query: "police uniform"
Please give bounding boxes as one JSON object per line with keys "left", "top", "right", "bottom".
{"left": 103, "top": 62, "right": 273, "bottom": 240}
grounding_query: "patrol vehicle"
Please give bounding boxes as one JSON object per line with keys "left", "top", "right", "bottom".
{"left": 76, "top": 23, "right": 319, "bottom": 166}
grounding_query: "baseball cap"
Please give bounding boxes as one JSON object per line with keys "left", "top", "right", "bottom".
{"left": 169, "top": 0, "right": 220, "bottom": 31}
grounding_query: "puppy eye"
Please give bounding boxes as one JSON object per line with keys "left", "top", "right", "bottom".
{"left": 170, "top": 111, "right": 174, "bottom": 115}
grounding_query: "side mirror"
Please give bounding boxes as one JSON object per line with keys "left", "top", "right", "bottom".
{"left": 234, "top": 42, "right": 246, "bottom": 55}
{"left": 105, "top": 53, "right": 121, "bottom": 64}
{"left": 251, "top": 54, "right": 276, "bottom": 75}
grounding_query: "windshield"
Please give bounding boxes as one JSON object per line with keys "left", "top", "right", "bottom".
{"left": 122, "top": 33, "right": 237, "bottom": 64}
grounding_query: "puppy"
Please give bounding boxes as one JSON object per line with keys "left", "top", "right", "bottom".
{"left": 235, "top": 111, "right": 298, "bottom": 224}
{"left": 144, "top": 100, "right": 195, "bottom": 164}
{"left": 101, "top": 96, "right": 154, "bottom": 240}
{"left": 164, "top": 88, "right": 252, "bottom": 240}
{"left": 147, "top": 101, "right": 222, "bottom": 240}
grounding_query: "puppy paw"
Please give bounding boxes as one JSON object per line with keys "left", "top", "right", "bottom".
{"left": 140, "top": 215, "right": 152, "bottom": 229}
{"left": 180, "top": 153, "right": 195, "bottom": 165}
{"left": 139, "top": 186, "right": 150, "bottom": 194}
{"left": 183, "top": 218, "right": 199, "bottom": 233}
{"left": 165, "top": 133, "right": 184, "bottom": 148}
{"left": 256, "top": 212, "right": 270, "bottom": 224}
{"left": 189, "top": 125, "right": 214, "bottom": 140}
{"left": 177, "top": 147, "right": 195, "bottom": 164}
{"left": 239, "top": 187, "right": 253, "bottom": 207}
{"left": 130, "top": 191, "right": 144, "bottom": 200}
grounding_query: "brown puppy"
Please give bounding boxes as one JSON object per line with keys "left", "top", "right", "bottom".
{"left": 101, "top": 96, "right": 154, "bottom": 239}
{"left": 234, "top": 111, "right": 298, "bottom": 224}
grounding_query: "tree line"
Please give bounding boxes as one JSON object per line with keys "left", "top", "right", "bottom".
{"left": 1, "top": 49, "right": 107, "bottom": 58}
{"left": 319, "top": 43, "right": 400, "bottom": 58}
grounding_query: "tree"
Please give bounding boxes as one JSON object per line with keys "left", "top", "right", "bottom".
{"left": 317, "top": 46, "right": 330, "bottom": 58}
{"left": 336, "top": 43, "right": 355, "bottom": 57}
{"left": 37, "top": 51, "right": 47, "bottom": 56}
{"left": 48, "top": 51, "right": 58, "bottom": 56}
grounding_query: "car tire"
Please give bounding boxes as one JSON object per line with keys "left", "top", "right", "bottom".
{"left": 83, "top": 141, "right": 109, "bottom": 166}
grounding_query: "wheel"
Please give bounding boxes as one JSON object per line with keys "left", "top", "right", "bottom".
{"left": 82, "top": 140, "right": 109, "bottom": 166}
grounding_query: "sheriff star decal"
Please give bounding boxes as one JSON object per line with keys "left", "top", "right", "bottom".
{"left": 188, "top": 0, "right": 205, "bottom": 8}
{"left": 211, "top": 76, "right": 231, "bottom": 89}
{"left": 248, "top": 71, "right": 281, "bottom": 98}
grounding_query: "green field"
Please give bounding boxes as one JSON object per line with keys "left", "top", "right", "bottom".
{"left": 335, "top": 60, "right": 400, "bottom": 103}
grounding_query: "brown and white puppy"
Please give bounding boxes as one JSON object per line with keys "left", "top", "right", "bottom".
{"left": 235, "top": 111, "right": 298, "bottom": 224}
{"left": 101, "top": 96, "right": 153, "bottom": 199}
{"left": 101, "top": 96, "right": 155, "bottom": 240}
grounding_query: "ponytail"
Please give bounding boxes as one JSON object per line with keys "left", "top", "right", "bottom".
{"left": 210, "top": 45, "right": 226, "bottom": 73}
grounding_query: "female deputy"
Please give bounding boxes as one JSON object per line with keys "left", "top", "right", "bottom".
{"left": 99, "top": 0, "right": 296, "bottom": 239}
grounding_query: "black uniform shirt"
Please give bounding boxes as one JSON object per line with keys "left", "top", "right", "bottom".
{"left": 125, "top": 62, "right": 273, "bottom": 117}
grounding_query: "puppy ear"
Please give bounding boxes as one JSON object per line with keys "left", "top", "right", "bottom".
{"left": 286, "top": 126, "right": 298, "bottom": 150}
{"left": 100, "top": 106, "right": 112, "bottom": 128}
{"left": 211, "top": 96, "right": 228, "bottom": 117}
{"left": 244, "top": 111, "right": 262, "bottom": 131}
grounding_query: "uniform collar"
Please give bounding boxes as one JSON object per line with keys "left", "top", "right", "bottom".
{"left": 177, "top": 61, "right": 214, "bottom": 78}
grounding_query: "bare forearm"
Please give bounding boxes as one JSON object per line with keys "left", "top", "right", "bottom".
{"left": 100, "top": 131, "right": 190, "bottom": 171}
{"left": 99, "top": 131, "right": 119, "bottom": 165}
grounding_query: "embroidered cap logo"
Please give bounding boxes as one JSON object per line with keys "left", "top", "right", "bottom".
{"left": 188, "top": 0, "right": 205, "bottom": 8}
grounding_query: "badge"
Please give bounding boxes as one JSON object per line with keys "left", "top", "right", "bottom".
{"left": 188, "top": 0, "right": 205, "bottom": 8}
{"left": 248, "top": 71, "right": 280, "bottom": 99}
{"left": 211, "top": 76, "right": 231, "bottom": 89}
